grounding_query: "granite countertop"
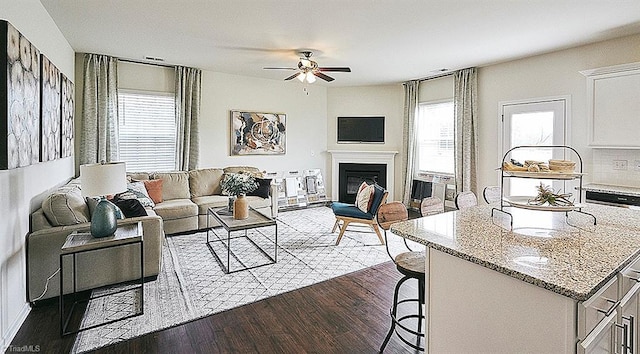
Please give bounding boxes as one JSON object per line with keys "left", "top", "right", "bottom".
{"left": 582, "top": 183, "right": 640, "bottom": 197}
{"left": 390, "top": 204, "right": 640, "bottom": 301}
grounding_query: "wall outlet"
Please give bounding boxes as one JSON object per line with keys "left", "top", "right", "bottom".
{"left": 613, "top": 160, "right": 628, "bottom": 170}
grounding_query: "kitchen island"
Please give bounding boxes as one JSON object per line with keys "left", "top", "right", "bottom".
{"left": 390, "top": 204, "right": 640, "bottom": 353}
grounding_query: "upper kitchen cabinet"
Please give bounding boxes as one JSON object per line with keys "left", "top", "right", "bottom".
{"left": 581, "top": 62, "right": 640, "bottom": 148}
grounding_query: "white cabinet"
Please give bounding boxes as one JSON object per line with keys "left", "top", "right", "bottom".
{"left": 581, "top": 62, "right": 640, "bottom": 148}
{"left": 576, "top": 255, "right": 640, "bottom": 354}
{"left": 578, "top": 311, "right": 617, "bottom": 354}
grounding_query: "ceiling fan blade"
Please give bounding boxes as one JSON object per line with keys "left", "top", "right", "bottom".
{"left": 318, "top": 67, "right": 351, "bottom": 72}
{"left": 263, "top": 67, "right": 297, "bottom": 70}
{"left": 284, "top": 73, "right": 300, "bottom": 81}
{"left": 314, "top": 72, "right": 335, "bottom": 82}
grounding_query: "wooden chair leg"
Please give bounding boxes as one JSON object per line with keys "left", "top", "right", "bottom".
{"left": 335, "top": 220, "right": 350, "bottom": 245}
{"left": 332, "top": 219, "right": 340, "bottom": 233}
{"left": 372, "top": 223, "right": 385, "bottom": 245}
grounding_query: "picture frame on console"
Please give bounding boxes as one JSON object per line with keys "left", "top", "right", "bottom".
{"left": 230, "top": 110, "right": 286, "bottom": 155}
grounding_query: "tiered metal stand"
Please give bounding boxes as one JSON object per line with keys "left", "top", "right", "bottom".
{"left": 491, "top": 145, "right": 596, "bottom": 230}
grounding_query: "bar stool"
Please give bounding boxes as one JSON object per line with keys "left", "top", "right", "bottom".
{"left": 377, "top": 201, "right": 425, "bottom": 352}
{"left": 454, "top": 190, "right": 478, "bottom": 210}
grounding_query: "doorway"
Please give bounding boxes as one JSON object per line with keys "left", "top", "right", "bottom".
{"left": 500, "top": 97, "right": 570, "bottom": 196}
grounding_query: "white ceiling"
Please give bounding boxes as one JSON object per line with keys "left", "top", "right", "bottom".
{"left": 40, "top": 0, "right": 640, "bottom": 87}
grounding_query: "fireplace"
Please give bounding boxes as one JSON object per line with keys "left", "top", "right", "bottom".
{"left": 338, "top": 163, "right": 387, "bottom": 203}
{"left": 328, "top": 150, "right": 398, "bottom": 202}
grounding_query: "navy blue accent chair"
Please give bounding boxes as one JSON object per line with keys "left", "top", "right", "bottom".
{"left": 330, "top": 184, "right": 388, "bottom": 245}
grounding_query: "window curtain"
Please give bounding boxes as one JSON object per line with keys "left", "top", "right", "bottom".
{"left": 80, "top": 54, "right": 119, "bottom": 164}
{"left": 175, "top": 66, "right": 201, "bottom": 171}
{"left": 454, "top": 67, "right": 478, "bottom": 195}
{"left": 401, "top": 80, "right": 420, "bottom": 205}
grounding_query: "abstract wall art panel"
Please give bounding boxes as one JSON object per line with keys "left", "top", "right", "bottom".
{"left": 60, "top": 74, "right": 74, "bottom": 158}
{"left": 40, "top": 54, "right": 61, "bottom": 162}
{"left": 230, "top": 110, "right": 286, "bottom": 155}
{"left": 0, "top": 20, "right": 41, "bottom": 169}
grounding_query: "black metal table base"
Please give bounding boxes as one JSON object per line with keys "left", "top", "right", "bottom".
{"left": 60, "top": 240, "right": 144, "bottom": 336}
{"left": 206, "top": 225, "right": 278, "bottom": 274}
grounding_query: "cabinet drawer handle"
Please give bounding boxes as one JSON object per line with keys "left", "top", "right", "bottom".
{"left": 623, "top": 315, "right": 634, "bottom": 354}
{"left": 615, "top": 322, "right": 629, "bottom": 354}
{"left": 596, "top": 300, "right": 620, "bottom": 317}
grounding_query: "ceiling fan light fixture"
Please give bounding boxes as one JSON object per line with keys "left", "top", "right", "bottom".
{"left": 300, "top": 58, "right": 312, "bottom": 68}
{"left": 297, "top": 72, "right": 306, "bottom": 82}
{"left": 306, "top": 72, "right": 316, "bottom": 83}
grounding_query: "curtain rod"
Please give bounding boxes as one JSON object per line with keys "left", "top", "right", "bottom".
{"left": 118, "top": 57, "right": 176, "bottom": 69}
{"left": 417, "top": 71, "right": 453, "bottom": 82}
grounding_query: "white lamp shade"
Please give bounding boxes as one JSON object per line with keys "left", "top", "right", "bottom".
{"left": 80, "top": 162, "right": 127, "bottom": 197}
{"left": 306, "top": 72, "right": 316, "bottom": 83}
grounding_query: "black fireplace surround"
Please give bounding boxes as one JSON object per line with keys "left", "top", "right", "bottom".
{"left": 338, "top": 163, "right": 387, "bottom": 204}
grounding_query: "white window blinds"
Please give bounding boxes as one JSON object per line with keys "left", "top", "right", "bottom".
{"left": 416, "top": 100, "right": 455, "bottom": 175}
{"left": 118, "top": 90, "right": 176, "bottom": 172}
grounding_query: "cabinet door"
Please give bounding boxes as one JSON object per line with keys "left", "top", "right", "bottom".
{"left": 581, "top": 62, "right": 640, "bottom": 148}
{"left": 578, "top": 311, "right": 616, "bottom": 354}
{"left": 578, "top": 276, "right": 619, "bottom": 340}
{"left": 618, "top": 279, "right": 640, "bottom": 354}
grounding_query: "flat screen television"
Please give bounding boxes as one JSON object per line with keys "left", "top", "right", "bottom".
{"left": 337, "top": 116, "right": 385, "bottom": 143}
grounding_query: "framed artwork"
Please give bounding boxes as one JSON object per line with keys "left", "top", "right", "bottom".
{"left": 60, "top": 74, "right": 74, "bottom": 158}
{"left": 40, "top": 54, "right": 61, "bottom": 162}
{"left": 1, "top": 20, "right": 41, "bottom": 169}
{"left": 230, "top": 110, "right": 286, "bottom": 155}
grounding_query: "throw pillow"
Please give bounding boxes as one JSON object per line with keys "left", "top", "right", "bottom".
{"left": 143, "top": 179, "right": 164, "bottom": 204}
{"left": 188, "top": 168, "right": 224, "bottom": 198}
{"left": 114, "top": 182, "right": 156, "bottom": 208}
{"left": 86, "top": 197, "right": 125, "bottom": 219}
{"left": 41, "top": 185, "right": 90, "bottom": 226}
{"left": 113, "top": 198, "right": 148, "bottom": 218}
{"left": 247, "top": 178, "right": 272, "bottom": 199}
{"left": 151, "top": 172, "right": 190, "bottom": 200}
{"left": 355, "top": 182, "right": 374, "bottom": 213}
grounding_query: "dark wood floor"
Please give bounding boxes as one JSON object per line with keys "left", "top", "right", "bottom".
{"left": 9, "top": 261, "right": 421, "bottom": 354}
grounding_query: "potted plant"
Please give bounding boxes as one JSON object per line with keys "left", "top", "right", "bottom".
{"left": 221, "top": 172, "right": 258, "bottom": 219}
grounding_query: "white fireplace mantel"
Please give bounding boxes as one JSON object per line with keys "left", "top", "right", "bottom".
{"left": 328, "top": 150, "right": 398, "bottom": 201}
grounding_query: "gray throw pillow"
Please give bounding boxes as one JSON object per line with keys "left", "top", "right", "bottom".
{"left": 41, "top": 185, "right": 90, "bottom": 226}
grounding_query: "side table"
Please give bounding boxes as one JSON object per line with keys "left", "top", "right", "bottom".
{"left": 207, "top": 207, "right": 277, "bottom": 273}
{"left": 59, "top": 222, "right": 144, "bottom": 336}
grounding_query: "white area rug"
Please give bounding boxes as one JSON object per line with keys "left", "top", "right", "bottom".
{"left": 72, "top": 206, "right": 415, "bottom": 353}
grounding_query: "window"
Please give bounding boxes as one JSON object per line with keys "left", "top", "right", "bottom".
{"left": 416, "top": 100, "right": 455, "bottom": 175}
{"left": 118, "top": 90, "right": 176, "bottom": 172}
{"left": 501, "top": 98, "right": 568, "bottom": 196}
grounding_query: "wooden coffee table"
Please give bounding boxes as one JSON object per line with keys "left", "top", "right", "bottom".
{"left": 206, "top": 207, "right": 277, "bottom": 273}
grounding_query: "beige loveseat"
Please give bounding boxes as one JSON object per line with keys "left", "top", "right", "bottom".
{"left": 27, "top": 165, "right": 276, "bottom": 303}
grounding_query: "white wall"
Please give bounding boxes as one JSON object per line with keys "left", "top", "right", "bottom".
{"left": 0, "top": 0, "right": 75, "bottom": 350}
{"left": 74, "top": 62, "right": 329, "bottom": 192}
{"left": 326, "top": 85, "right": 404, "bottom": 198}
{"left": 199, "top": 72, "right": 328, "bottom": 176}
{"left": 419, "top": 75, "right": 454, "bottom": 103}
{"left": 476, "top": 33, "right": 640, "bottom": 190}
{"left": 415, "top": 33, "right": 640, "bottom": 192}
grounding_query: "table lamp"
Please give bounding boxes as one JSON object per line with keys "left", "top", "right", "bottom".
{"left": 80, "top": 162, "right": 127, "bottom": 237}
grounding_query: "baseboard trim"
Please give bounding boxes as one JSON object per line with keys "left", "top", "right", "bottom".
{"left": 1, "top": 302, "right": 31, "bottom": 352}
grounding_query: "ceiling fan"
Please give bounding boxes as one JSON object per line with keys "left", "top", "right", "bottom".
{"left": 263, "top": 51, "right": 351, "bottom": 83}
